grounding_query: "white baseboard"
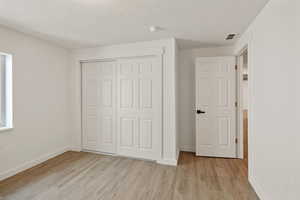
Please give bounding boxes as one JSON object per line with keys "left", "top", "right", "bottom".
{"left": 70, "top": 146, "right": 82, "bottom": 152}
{"left": 249, "top": 175, "right": 268, "bottom": 200}
{"left": 180, "top": 145, "right": 195, "bottom": 152}
{"left": 81, "top": 149, "right": 116, "bottom": 157}
{"left": 176, "top": 148, "right": 180, "bottom": 161}
{"left": 0, "top": 146, "right": 70, "bottom": 181}
{"left": 157, "top": 158, "right": 178, "bottom": 166}
{"left": 157, "top": 151, "right": 180, "bottom": 166}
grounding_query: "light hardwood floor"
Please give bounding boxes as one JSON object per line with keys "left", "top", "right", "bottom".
{"left": 0, "top": 152, "right": 259, "bottom": 200}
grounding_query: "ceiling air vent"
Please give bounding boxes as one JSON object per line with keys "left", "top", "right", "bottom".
{"left": 225, "top": 34, "right": 236, "bottom": 40}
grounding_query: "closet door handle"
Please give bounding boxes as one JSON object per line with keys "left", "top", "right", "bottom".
{"left": 196, "top": 110, "right": 206, "bottom": 114}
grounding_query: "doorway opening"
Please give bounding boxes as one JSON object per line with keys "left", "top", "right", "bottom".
{"left": 237, "top": 48, "right": 249, "bottom": 172}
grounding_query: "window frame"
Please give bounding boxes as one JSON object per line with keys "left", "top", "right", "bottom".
{"left": 0, "top": 52, "right": 13, "bottom": 132}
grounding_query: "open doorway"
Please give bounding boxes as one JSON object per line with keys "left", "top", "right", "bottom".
{"left": 242, "top": 50, "right": 248, "bottom": 168}
{"left": 237, "top": 48, "right": 249, "bottom": 172}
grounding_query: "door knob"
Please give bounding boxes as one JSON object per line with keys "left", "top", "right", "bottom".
{"left": 197, "top": 110, "right": 206, "bottom": 114}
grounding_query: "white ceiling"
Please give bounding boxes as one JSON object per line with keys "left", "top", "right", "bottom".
{"left": 0, "top": 0, "right": 269, "bottom": 49}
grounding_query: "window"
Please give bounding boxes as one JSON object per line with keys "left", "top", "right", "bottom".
{"left": 0, "top": 52, "right": 12, "bottom": 131}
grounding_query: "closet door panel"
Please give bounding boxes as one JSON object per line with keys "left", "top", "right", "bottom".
{"left": 82, "top": 61, "right": 116, "bottom": 153}
{"left": 97, "top": 62, "right": 116, "bottom": 153}
{"left": 117, "top": 56, "right": 162, "bottom": 160}
{"left": 136, "top": 57, "right": 162, "bottom": 159}
{"left": 139, "top": 117, "right": 153, "bottom": 149}
{"left": 82, "top": 63, "right": 98, "bottom": 151}
{"left": 120, "top": 117, "right": 136, "bottom": 147}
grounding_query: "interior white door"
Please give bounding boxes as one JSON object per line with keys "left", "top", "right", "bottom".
{"left": 82, "top": 61, "right": 116, "bottom": 153}
{"left": 117, "top": 56, "right": 162, "bottom": 160}
{"left": 195, "top": 57, "right": 236, "bottom": 158}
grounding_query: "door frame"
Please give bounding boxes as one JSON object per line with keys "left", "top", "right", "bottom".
{"left": 236, "top": 46, "right": 248, "bottom": 159}
{"left": 234, "top": 34, "right": 254, "bottom": 179}
{"left": 80, "top": 53, "right": 164, "bottom": 161}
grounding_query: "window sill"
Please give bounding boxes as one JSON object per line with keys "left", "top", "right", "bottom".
{"left": 0, "top": 127, "right": 13, "bottom": 132}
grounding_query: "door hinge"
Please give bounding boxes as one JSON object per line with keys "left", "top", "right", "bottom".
{"left": 235, "top": 101, "right": 238, "bottom": 107}
{"left": 235, "top": 65, "right": 238, "bottom": 70}
{"left": 235, "top": 138, "right": 238, "bottom": 144}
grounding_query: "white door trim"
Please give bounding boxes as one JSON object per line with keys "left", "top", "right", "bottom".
{"left": 236, "top": 44, "right": 252, "bottom": 168}
{"left": 237, "top": 51, "right": 245, "bottom": 159}
{"left": 234, "top": 35, "right": 258, "bottom": 196}
{"left": 79, "top": 48, "right": 164, "bottom": 64}
{"left": 236, "top": 44, "right": 252, "bottom": 181}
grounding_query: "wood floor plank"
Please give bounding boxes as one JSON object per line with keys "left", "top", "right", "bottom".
{"left": 0, "top": 151, "right": 259, "bottom": 200}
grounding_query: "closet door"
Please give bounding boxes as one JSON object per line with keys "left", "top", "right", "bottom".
{"left": 117, "top": 56, "right": 162, "bottom": 160}
{"left": 82, "top": 62, "right": 98, "bottom": 151}
{"left": 82, "top": 61, "right": 116, "bottom": 153}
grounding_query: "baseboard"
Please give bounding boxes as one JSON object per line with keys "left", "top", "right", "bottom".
{"left": 157, "top": 151, "right": 179, "bottom": 166}
{"left": 0, "top": 146, "right": 71, "bottom": 181}
{"left": 81, "top": 149, "right": 116, "bottom": 157}
{"left": 176, "top": 148, "right": 180, "bottom": 161}
{"left": 157, "top": 158, "right": 178, "bottom": 166}
{"left": 180, "top": 145, "right": 195, "bottom": 152}
{"left": 249, "top": 175, "right": 268, "bottom": 200}
{"left": 70, "top": 146, "right": 82, "bottom": 152}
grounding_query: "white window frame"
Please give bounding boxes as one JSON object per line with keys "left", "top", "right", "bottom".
{"left": 0, "top": 52, "right": 13, "bottom": 132}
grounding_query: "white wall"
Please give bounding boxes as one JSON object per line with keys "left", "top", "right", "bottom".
{"left": 234, "top": 0, "right": 300, "bottom": 199}
{"left": 178, "top": 46, "right": 234, "bottom": 152}
{"left": 0, "top": 26, "right": 71, "bottom": 180}
{"left": 70, "top": 38, "right": 178, "bottom": 164}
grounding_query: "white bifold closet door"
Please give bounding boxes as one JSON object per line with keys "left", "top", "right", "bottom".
{"left": 117, "top": 57, "right": 162, "bottom": 160}
{"left": 82, "top": 61, "right": 117, "bottom": 153}
{"left": 82, "top": 56, "right": 162, "bottom": 161}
